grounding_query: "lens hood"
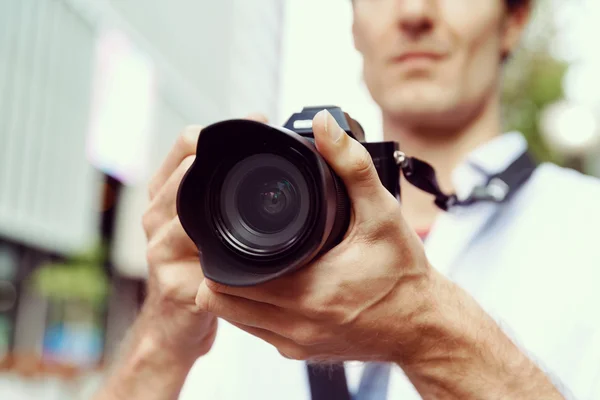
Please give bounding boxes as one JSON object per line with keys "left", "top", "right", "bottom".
{"left": 177, "top": 119, "right": 350, "bottom": 287}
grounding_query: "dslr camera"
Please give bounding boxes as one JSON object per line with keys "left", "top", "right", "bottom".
{"left": 177, "top": 106, "right": 403, "bottom": 287}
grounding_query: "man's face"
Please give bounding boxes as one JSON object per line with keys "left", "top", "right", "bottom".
{"left": 352, "top": 0, "right": 526, "bottom": 129}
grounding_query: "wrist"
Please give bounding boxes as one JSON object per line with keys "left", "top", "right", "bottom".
{"left": 127, "top": 322, "right": 199, "bottom": 371}
{"left": 393, "top": 270, "right": 561, "bottom": 399}
{"left": 135, "top": 300, "right": 215, "bottom": 365}
{"left": 389, "top": 267, "right": 459, "bottom": 366}
{"left": 95, "top": 322, "right": 197, "bottom": 400}
{"left": 137, "top": 295, "right": 218, "bottom": 362}
{"left": 94, "top": 300, "right": 213, "bottom": 400}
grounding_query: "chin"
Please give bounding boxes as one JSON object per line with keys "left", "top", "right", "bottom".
{"left": 384, "top": 95, "right": 458, "bottom": 126}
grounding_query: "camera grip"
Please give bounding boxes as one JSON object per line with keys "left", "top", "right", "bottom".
{"left": 362, "top": 141, "right": 401, "bottom": 200}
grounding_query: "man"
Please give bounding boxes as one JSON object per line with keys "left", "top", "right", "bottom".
{"left": 94, "top": 0, "right": 600, "bottom": 399}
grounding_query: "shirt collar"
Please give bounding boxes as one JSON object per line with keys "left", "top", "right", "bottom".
{"left": 452, "top": 132, "right": 529, "bottom": 201}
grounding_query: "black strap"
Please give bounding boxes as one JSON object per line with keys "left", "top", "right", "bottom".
{"left": 306, "top": 364, "right": 351, "bottom": 400}
{"left": 401, "top": 151, "right": 537, "bottom": 211}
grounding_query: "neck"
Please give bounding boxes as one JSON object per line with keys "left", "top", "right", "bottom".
{"left": 383, "top": 94, "right": 502, "bottom": 232}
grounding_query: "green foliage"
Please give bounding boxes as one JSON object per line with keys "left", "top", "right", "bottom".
{"left": 502, "top": 50, "right": 569, "bottom": 165}
{"left": 500, "top": 0, "right": 570, "bottom": 166}
{"left": 30, "top": 243, "right": 110, "bottom": 308}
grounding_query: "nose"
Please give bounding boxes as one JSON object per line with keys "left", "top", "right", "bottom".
{"left": 394, "top": 0, "right": 435, "bottom": 39}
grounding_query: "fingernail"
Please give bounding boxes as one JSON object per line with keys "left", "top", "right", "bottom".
{"left": 321, "top": 109, "right": 342, "bottom": 143}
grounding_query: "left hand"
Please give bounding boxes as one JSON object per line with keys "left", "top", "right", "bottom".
{"left": 195, "top": 109, "right": 440, "bottom": 364}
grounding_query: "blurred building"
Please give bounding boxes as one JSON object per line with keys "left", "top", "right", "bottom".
{"left": 0, "top": 0, "right": 285, "bottom": 398}
{"left": 3, "top": 0, "right": 597, "bottom": 398}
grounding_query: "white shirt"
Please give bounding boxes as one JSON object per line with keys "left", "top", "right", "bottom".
{"left": 179, "top": 132, "right": 600, "bottom": 400}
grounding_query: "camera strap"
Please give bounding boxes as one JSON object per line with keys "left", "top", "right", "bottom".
{"left": 307, "top": 364, "right": 352, "bottom": 400}
{"left": 399, "top": 150, "right": 538, "bottom": 211}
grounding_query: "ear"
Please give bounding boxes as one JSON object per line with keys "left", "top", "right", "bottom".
{"left": 501, "top": 4, "right": 531, "bottom": 58}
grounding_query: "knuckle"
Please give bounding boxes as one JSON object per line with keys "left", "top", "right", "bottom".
{"left": 148, "top": 183, "right": 158, "bottom": 200}
{"left": 146, "top": 227, "right": 172, "bottom": 267}
{"left": 195, "top": 290, "right": 210, "bottom": 312}
{"left": 181, "top": 155, "right": 196, "bottom": 170}
{"left": 317, "top": 304, "right": 349, "bottom": 329}
{"left": 350, "top": 146, "right": 375, "bottom": 182}
{"left": 279, "top": 345, "right": 310, "bottom": 361}
{"left": 150, "top": 268, "right": 180, "bottom": 302}
{"left": 297, "top": 295, "right": 325, "bottom": 318}
{"left": 145, "top": 238, "right": 162, "bottom": 267}
{"left": 158, "top": 276, "right": 180, "bottom": 301}
{"left": 204, "top": 279, "right": 224, "bottom": 293}
{"left": 293, "top": 325, "right": 329, "bottom": 346}
{"left": 147, "top": 178, "right": 163, "bottom": 200}
{"left": 291, "top": 326, "right": 315, "bottom": 346}
{"left": 142, "top": 210, "right": 157, "bottom": 236}
{"left": 322, "top": 305, "right": 346, "bottom": 325}
{"left": 178, "top": 125, "right": 203, "bottom": 150}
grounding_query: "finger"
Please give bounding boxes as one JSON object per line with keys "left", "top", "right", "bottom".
{"left": 146, "top": 217, "right": 199, "bottom": 267}
{"left": 148, "top": 114, "right": 269, "bottom": 200}
{"left": 203, "top": 257, "right": 346, "bottom": 310}
{"left": 203, "top": 272, "right": 313, "bottom": 309}
{"left": 149, "top": 125, "right": 203, "bottom": 200}
{"left": 196, "top": 281, "right": 298, "bottom": 336}
{"left": 203, "top": 278, "right": 286, "bottom": 306}
{"left": 312, "top": 110, "right": 389, "bottom": 210}
{"left": 229, "top": 322, "right": 313, "bottom": 361}
{"left": 144, "top": 155, "right": 196, "bottom": 238}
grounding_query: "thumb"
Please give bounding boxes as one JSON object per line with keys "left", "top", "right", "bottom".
{"left": 312, "top": 109, "right": 387, "bottom": 208}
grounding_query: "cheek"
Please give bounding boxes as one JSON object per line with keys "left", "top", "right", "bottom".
{"left": 464, "top": 33, "right": 503, "bottom": 91}
{"left": 353, "top": 5, "right": 397, "bottom": 73}
{"left": 441, "top": 1, "right": 504, "bottom": 99}
{"left": 355, "top": 26, "right": 393, "bottom": 101}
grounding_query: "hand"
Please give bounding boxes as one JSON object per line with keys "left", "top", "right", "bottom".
{"left": 141, "top": 114, "right": 269, "bottom": 363}
{"left": 93, "top": 114, "right": 271, "bottom": 400}
{"left": 194, "top": 109, "right": 436, "bottom": 363}
{"left": 105, "top": 110, "right": 563, "bottom": 400}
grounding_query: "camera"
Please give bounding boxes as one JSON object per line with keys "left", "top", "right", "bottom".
{"left": 177, "top": 106, "right": 401, "bottom": 287}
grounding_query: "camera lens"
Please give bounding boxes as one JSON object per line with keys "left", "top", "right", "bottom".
{"left": 238, "top": 176, "right": 298, "bottom": 234}
{"left": 217, "top": 153, "right": 312, "bottom": 257}
{"left": 260, "top": 180, "right": 289, "bottom": 216}
{"left": 177, "top": 118, "right": 358, "bottom": 285}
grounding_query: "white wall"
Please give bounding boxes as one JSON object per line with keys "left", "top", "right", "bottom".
{"left": 279, "top": 0, "right": 382, "bottom": 141}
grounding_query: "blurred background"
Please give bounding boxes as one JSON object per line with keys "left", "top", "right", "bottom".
{"left": 0, "top": 0, "right": 599, "bottom": 398}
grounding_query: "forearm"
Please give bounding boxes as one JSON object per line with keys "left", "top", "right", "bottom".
{"left": 93, "top": 316, "right": 197, "bottom": 400}
{"left": 397, "top": 272, "right": 564, "bottom": 400}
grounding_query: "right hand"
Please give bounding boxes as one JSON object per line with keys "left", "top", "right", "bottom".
{"left": 140, "top": 114, "right": 268, "bottom": 362}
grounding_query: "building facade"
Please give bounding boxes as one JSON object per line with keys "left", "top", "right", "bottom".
{"left": 0, "top": 0, "right": 285, "bottom": 398}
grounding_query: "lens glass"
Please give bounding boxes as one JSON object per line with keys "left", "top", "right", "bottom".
{"left": 219, "top": 154, "right": 311, "bottom": 255}
{"left": 238, "top": 174, "right": 298, "bottom": 234}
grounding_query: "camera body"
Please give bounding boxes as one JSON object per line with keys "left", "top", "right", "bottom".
{"left": 177, "top": 106, "right": 400, "bottom": 287}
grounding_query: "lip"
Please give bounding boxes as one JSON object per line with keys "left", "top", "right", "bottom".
{"left": 391, "top": 52, "right": 445, "bottom": 64}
